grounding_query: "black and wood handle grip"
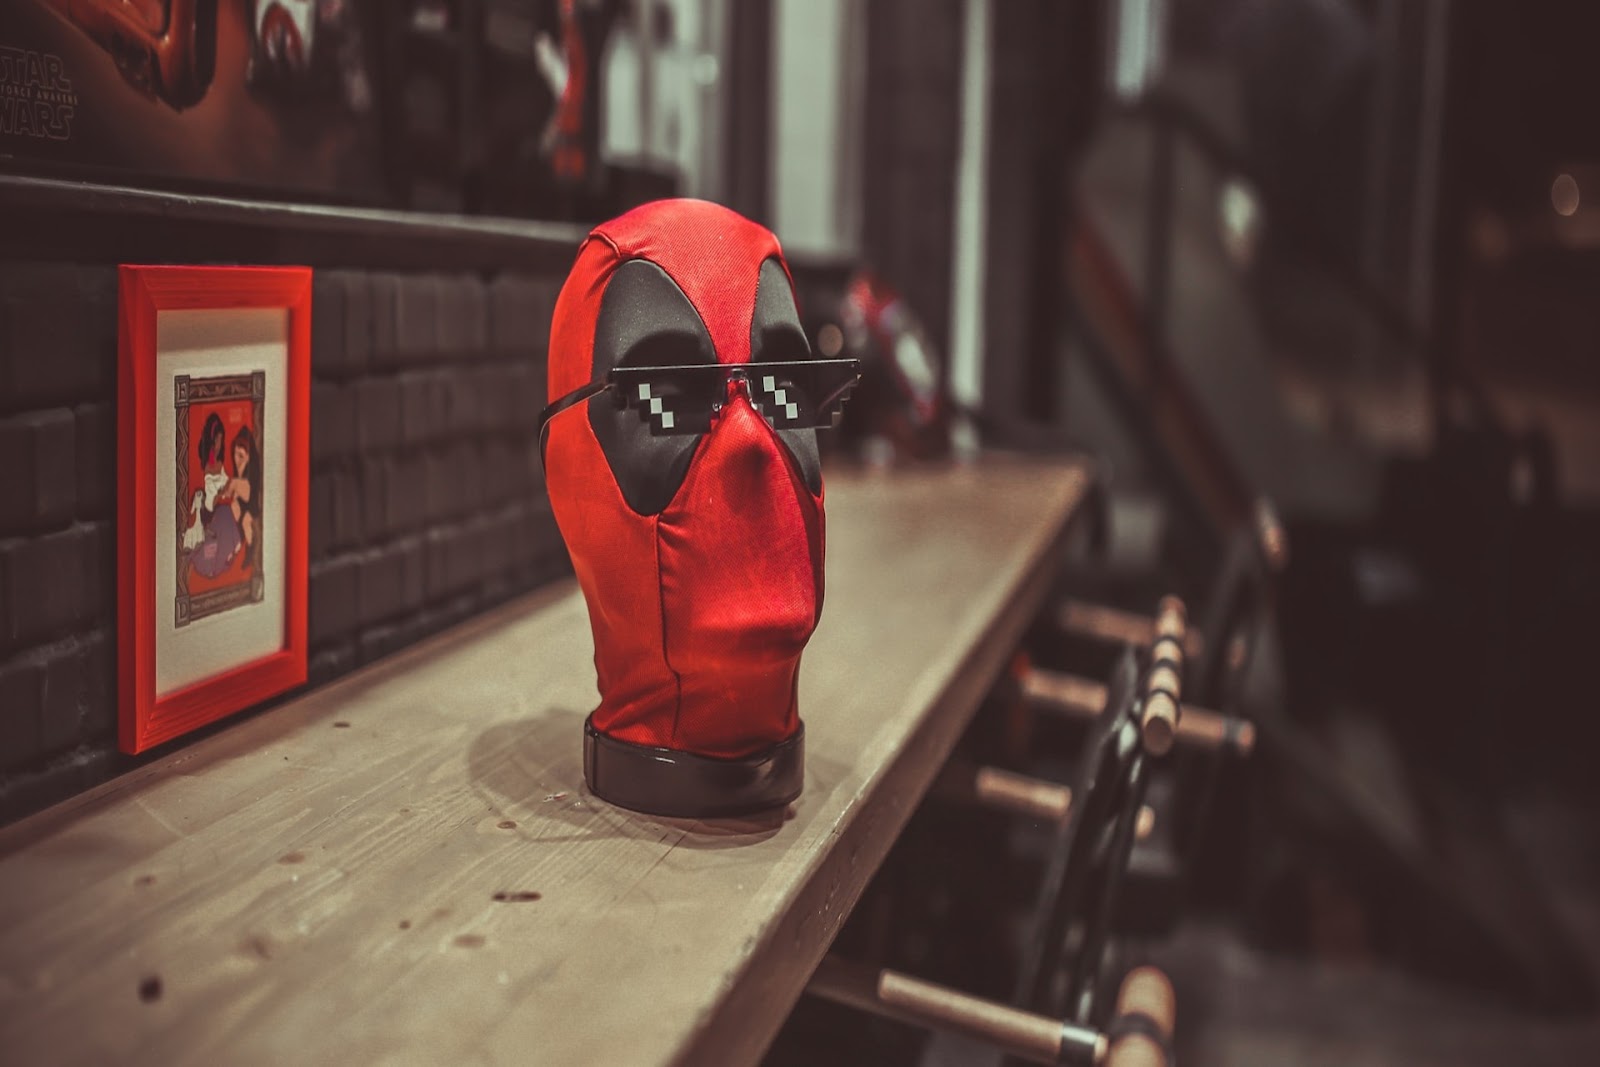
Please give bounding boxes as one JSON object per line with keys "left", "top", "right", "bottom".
{"left": 1104, "top": 966, "right": 1176, "bottom": 1067}
{"left": 1019, "top": 669, "right": 1255, "bottom": 756}
{"left": 806, "top": 957, "right": 1108, "bottom": 1065}
{"left": 1140, "top": 597, "right": 1187, "bottom": 757}
{"left": 935, "top": 763, "right": 1155, "bottom": 839}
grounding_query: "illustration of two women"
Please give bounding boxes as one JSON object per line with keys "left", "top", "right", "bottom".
{"left": 184, "top": 414, "right": 262, "bottom": 581}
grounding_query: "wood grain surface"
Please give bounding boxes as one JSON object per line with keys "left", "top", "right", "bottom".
{"left": 0, "top": 454, "right": 1092, "bottom": 1067}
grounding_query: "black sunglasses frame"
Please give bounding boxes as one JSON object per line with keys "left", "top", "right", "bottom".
{"left": 538, "top": 358, "right": 862, "bottom": 448}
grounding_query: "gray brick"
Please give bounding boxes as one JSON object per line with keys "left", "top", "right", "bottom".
{"left": 0, "top": 634, "right": 105, "bottom": 768}
{"left": 310, "top": 269, "right": 347, "bottom": 378}
{"left": 0, "top": 747, "right": 123, "bottom": 826}
{"left": 340, "top": 271, "right": 375, "bottom": 377}
{"left": 356, "top": 620, "right": 407, "bottom": 667}
{"left": 481, "top": 439, "right": 532, "bottom": 508}
{"left": 306, "top": 641, "right": 356, "bottom": 687}
{"left": 425, "top": 515, "right": 497, "bottom": 601}
{"left": 359, "top": 457, "right": 391, "bottom": 543}
{"left": 0, "top": 525, "right": 102, "bottom": 650}
{"left": 387, "top": 451, "right": 430, "bottom": 534}
{"left": 395, "top": 274, "right": 439, "bottom": 365}
{"left": 0, "top": 409, "right": 76, "bottom": 534}
{"left": 356, "top": 377, "right": 402, "bottom": 452}
{"left": 0, "top": 655, "right": 43, "bottom": 772}
{"left": 436, "top": 275, "right": 489, "bottom": 359}
{"left": 450, "top": 442, "right": 484, "bottom": 519}
{"left": 78, "top": 631, "right": 114, "bottom": 739}
{"left": 423, "top": 452, "right": 462, "bottom": 522}
{"left": 312, "top": 381, "right": 359, "bottom": 465}
{"left": 86, "top": 521, "right": 114, "bottom": 626}
{"left": 74, "top": 403, "right": 113, "bottom": 519}
{"left": 423, "top": 526, "right": 462, "bottom": 602}
{"left": 36, "top": 641, "right": 85, "bottom": 754}
{"left": 503, "top": 363, "right": 539, "bottom": 433}
{"left": 483, "top": 507, "right": 518, "bottom": 580}
{"left": 309, "top": 466, "right": 363, "bottom": 558}
{"left": 460, "top": 276, "right": 489, "bottom": 357}
{"left": 356, "top": 537, "right": 425, "bottom": 626}
{"left": 489, "top": 273, "right": 556, "bottom": 360}
{"left": 0, "top": 264, "right": 116, "bottom": 409}
{"left": 399, "top": 370, "right": 450, "bottom": 446}
{"left": 328, "top": 467, "right": 364, "bottom": 551}
{"left": 309, "top": 554, "right": 361, "bottom": 648}
{"left": 520, "top": 502, "right": 566, "bottom": 573}
{"left": 370, "top": 273, "right": 401, "bottom": 367}
{"left": 467, "top": 366, "right": 515, "bottom": 435}
{"left": 308, "top": 471, "right": 334, "bottom": 560}
{"left": 463, "top": 515, "right": 497, "bottom": 587}
{"left": 426, "top": 593, "right": 479, "bottom": 635}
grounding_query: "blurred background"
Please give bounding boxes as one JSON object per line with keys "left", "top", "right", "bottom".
{"left": 4, "top": 1, "right": 1600, "bottom": 1063}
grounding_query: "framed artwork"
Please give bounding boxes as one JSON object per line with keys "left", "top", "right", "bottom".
{"left": 117, "top": 265, "right": 310, "bottom": 754}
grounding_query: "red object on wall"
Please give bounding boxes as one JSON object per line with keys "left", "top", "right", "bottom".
{"left": 117, "top": 265, "right": 311, "bottom": 755}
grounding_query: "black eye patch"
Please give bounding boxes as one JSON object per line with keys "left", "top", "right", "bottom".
{"left": 750, "top": 257, "right": 823, "bottom": 494}
{"left": 586, "top": 259, "right": 714, "bottom": 515}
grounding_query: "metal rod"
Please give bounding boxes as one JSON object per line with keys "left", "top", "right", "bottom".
{"left": 807, "top": 956, "right": 1107, "bottom": 1065}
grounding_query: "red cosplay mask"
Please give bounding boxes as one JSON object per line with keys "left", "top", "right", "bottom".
{"left": 542, "top": 199, "right": 856, "bottom": 817}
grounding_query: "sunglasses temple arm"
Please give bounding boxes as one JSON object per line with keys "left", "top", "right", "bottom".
{"left": 538, "top": 380, "right": 613, "bottom": 467}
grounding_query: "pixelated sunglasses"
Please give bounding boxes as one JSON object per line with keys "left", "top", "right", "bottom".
{"left": 539, "top": 358, "right": 862, "bottom": 445}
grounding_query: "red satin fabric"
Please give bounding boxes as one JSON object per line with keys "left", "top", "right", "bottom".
{"left": 545, "top": 200, "right": 824, "bottom": 759}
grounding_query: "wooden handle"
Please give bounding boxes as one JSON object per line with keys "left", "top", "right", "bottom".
{"left": 974, "top": 766, "right": 1073, "bottom": 822}
{"left": 1140, "top": 692, "right": 1179, "bottom": 758}
{"left": 807, "top": 957, "right": 1106, "bottom": 1065}
{"left": 1104, "top": 1033, "right": 1167, "bottom": 1067}
{"left": 1254, "top": 497, "right": 1289, "bottom": 573}
{"left": 1023, "top": 669, "right": 1255, "bottom": 756}
{"left": 1152, "top": 597, "right": 1186, "bottom": 643}
{"left": 940, "top": 764, "right": 1155, "bottom": 839}
{"left": 1115, "top": 966, "right": 1175, "bottom": 1034}
{"left": 1056, "top": 599, "right": 1204, "bottom": 657}
{"left": 1103, "top": 966, "right": 1176, "bottom": 1067}
{"left": 1141, "top": 599, "right": 1186, "bottom": 757}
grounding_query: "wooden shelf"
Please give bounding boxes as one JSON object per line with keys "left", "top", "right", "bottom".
{"left": 0, "top": 453, "right": 1095, "bottom": 1066}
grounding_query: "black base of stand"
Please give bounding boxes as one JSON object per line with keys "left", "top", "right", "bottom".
{"left": 583, "top": 714, "right": 805, "bottom": 818}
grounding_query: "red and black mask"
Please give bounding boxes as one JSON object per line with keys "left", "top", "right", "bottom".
{"left": 542, "top": 199, "right": 856, "bottom": 816}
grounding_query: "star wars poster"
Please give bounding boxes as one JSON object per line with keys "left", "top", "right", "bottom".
{"left": 0, "top": 1, "right": 382, "bottom": 200}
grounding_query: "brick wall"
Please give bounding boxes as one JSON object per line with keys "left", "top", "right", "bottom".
{"left": 0, "top": 262, "right": 568, "bottom": 825}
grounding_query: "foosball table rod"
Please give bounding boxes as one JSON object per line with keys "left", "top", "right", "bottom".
{"left": 805, "top": 957, "right": 1176, "bottom": 1066}
{"left": 1055, "top": 599, "right": 1205, "bottom": 658}
{"left": 1020, "top": 668, "right": 1255, "bottom": 757}
{"left": 934, "top": 762, "right": 1156, "bottom": 841}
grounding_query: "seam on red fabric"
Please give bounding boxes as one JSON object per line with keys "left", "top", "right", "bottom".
{"left": 653, "top": 513, "right": 684, "bottom": 745}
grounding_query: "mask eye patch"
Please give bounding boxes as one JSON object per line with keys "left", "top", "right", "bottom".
{"left": 587, "top": 259, "right": 715, "bottom": 515}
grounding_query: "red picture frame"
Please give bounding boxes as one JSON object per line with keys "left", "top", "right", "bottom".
{"left": 117, "top": 266, "right": 311, "bottom": 754}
